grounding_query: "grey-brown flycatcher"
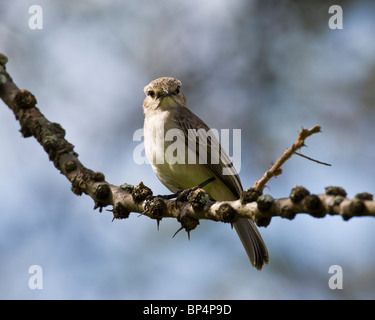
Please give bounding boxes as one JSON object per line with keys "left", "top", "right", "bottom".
{"left": 142, "top": 77, "right": 269, "bottom": 270}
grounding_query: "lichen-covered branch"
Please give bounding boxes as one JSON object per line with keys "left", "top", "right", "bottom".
{"left": 1, "top": 53, "right": 374, "bottom": 236}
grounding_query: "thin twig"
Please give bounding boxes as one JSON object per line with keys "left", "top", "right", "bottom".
{"left": 253, "top": 126, "right": 322, "bottom": 193}
{"left": 294, "top": 152, "right": 331, "bottom": 166}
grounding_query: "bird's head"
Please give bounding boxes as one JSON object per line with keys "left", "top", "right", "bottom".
{"left": 143, "top": 77, "right": 187, "bottom": 111}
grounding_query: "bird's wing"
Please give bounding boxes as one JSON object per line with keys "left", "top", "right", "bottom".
{"left": 176, "top": 105, "right": 243, "bottom": 199}
{"left": 176, "top": 105, "right": 269, "bottom": 270}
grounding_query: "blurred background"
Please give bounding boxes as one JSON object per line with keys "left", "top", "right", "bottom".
{"left": 0, "top": 0, "right": 374, "bottom": 299}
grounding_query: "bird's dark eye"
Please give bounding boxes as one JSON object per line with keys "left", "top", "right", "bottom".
{"left": 147, "top": 90, "right": 155, "bottom": 98}
{"left": 175, "top": 86, "right": 180, "bottom": 94}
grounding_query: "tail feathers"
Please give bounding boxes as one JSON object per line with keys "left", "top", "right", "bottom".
{"left": 233, "top": 219, "right": 269, "bottom": 270}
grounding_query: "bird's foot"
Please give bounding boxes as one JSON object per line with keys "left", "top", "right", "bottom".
{"left": 158, "top": 177, "right": 216, "bottom": 206}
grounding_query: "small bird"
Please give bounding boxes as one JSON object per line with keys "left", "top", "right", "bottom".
{"left": 142, "top": 77, "right": 269, "bottom": 270}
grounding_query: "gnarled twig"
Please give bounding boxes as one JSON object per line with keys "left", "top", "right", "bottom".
{"left": 1, "top": 54, "right": 374, "bottom": 237}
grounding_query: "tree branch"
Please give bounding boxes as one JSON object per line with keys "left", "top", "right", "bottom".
{"left": 1, "top": 54, "right": 374, "bottom": 236}
{"left": 253, "top": 125, "right": 323, "bottom": 193}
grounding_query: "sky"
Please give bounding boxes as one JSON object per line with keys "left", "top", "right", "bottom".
{"left": 0, "top": 0, "right": 375, "bottom": 299}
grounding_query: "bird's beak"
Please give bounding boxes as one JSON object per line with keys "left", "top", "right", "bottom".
{"left": 160, "top": 89, "right": 171, "bottom": 98}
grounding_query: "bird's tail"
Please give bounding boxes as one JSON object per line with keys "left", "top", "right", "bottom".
{"left": 233, "top": 219, "right": 269, "bottom": 270}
